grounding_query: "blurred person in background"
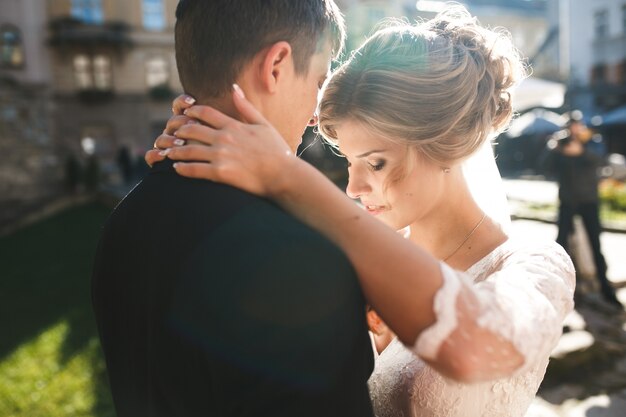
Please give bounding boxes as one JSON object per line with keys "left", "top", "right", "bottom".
{"left": 542, "top": 112, "right": 622, "bottom": 308}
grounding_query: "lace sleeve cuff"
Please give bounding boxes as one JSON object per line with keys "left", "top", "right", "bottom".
{"left": 413, "top": 262, "right": 465, "bottom": 360}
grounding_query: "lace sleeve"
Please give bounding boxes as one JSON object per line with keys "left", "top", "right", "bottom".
{"left": 413, "top": 240, "right": 575, "bottom": 381}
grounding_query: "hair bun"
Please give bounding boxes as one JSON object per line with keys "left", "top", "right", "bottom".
{"left": 319, "top": 3, "right": 527, "bottom": 165}
{"left": 424, "top": 5, "right": 527, "bottom": 147}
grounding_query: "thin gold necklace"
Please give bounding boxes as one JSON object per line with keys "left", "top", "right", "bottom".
{"left": 443, "top": 213, "right": 487, "bottom": 262}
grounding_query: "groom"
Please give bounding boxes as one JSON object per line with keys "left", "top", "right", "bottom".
{"left": 91, "top": 1, "right": 374, "bottom": 416}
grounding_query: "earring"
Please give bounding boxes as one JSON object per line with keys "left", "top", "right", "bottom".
{"left": 442, "top": 167, "right": 451, "bottom": 174}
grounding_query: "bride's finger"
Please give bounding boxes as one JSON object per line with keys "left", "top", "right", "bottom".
{"left": 173, "top": 161, "right": 217, "bottom": 181}
{"left": 165, "top": 144, "right": 217, "bottom": 162}
{"left": 232, "top": 84, "right": 269, "bottom": 126}
{"left": 172, "top": 94, "right": 196, "bottom": 116}
{"left": 184, "top": 105, "right": 236, "bottom": 130}
{"left": 154, "top": 134, "right": 186, "bottom": 150}
{"left": 145, "top": 149, "right": 165, "bottom": 167}
{"left": 165, "top": 115, "right": 194, "bottom": 135}
{"left": 174, "top": 124, "right": 219, "bottom": 145}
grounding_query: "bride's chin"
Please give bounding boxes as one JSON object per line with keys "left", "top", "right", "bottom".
{"left": 377, "top": 216, "right": 402, "bottom": 230}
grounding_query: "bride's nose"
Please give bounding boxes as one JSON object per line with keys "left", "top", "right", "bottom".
{"left": 346, "top": 174, "right": 371, "bottom": 199}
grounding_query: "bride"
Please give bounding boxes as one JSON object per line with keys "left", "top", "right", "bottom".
{"left": 147, "top": 7, "right": 575, "bottom": 417}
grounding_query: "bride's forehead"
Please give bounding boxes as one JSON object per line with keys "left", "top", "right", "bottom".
{"left": 337, "top": 125, "right": 391, "bottom": 152}
{"left": 337, "top": 136, "right": 406, "bottom": 160}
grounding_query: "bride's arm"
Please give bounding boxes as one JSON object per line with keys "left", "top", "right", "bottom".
{"left": 148, "top": 91, "right": 573, "bottom": 382}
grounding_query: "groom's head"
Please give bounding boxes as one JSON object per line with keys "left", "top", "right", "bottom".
{"left": 175, "top": 0, "right": 345, "bottom": 149}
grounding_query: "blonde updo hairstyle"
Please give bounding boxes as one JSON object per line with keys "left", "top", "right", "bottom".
{"left": 318, "top": 5, "right": 527, "bottom": 167}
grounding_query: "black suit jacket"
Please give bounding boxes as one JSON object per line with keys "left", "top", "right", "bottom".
{"left": 92, "top": 160, "right": 374, "bottom": 417}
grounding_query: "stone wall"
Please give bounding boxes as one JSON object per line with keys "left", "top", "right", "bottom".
{"left": 0, "top": 78, "right": 63, "bottom": 228}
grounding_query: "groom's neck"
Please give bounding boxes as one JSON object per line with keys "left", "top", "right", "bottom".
{"left": 198, "top": 96, "right": 241, "bottom": 122}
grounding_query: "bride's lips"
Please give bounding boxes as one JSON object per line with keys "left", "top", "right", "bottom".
{"left": 363, "top": 203, "right": 388, "bottom": 216}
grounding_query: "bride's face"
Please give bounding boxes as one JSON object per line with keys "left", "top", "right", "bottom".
{"left": 336, "top": 120, "right": 446, "bottom": 231}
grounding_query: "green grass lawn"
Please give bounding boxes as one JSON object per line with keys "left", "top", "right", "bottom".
{"left": 0, "top": 202, "right": 116, "bottom": 417}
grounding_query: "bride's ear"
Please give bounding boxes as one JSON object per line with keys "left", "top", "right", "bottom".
{"left": 258, "top": 41, "right": 293, "bottom": 94}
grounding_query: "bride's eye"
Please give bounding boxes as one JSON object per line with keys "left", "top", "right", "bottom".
{"left": 370, "top": 160, "right": 386, "bottom": 172}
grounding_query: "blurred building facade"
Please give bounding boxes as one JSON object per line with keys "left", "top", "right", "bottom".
{"left": 335, "top": 1, "right": 550, "bottom": 75}
{"left": 549, "top": 0, "right": 626, "bottom": 114}
{"left": 1, "top": 0, "right": 57, "bottom": 223}
{"left": 0, "top": 0, "right": 183, "bottom": 224}
{"left": 544, "top": 0, "right": 626, "bottom": 155}
{"left": 47, "top": 0, "right": 181, "bottom": 178}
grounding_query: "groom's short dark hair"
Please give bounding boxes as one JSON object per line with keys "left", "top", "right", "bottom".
{"left": 175, "top": 0, "right": 345, "bottom": 100}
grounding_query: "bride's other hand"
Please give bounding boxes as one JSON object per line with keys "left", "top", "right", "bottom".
{"left": 165, "top": 85, "right": 296, "bottom": 197}
{"left": 145, "top": 94, "right": 197, "bottom": 167}
{"left": 367, "top": 308, "right": 394, "bottom": 354}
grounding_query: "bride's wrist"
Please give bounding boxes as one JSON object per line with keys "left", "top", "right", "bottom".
{"left": 266, "top": 153, "right": 306, "bottom": 200}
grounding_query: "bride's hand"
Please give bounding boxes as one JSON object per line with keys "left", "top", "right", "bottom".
{"left": 145, "top": 94, "right": 197, "bottom": 167}
{"left": 157, "top": 84, "right": 297, "bottom": 197}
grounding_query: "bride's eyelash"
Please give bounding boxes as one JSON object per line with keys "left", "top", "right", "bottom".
{"left": 370, "top": 160, "right": 386, "bottom": 171}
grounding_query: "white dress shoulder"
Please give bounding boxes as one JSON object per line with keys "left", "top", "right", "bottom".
{"left": 368, "top": 237, "right": 576, "bottom": 417}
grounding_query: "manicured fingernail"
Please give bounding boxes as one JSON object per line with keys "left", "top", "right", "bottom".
{"left": 186, "top": 119, "right": 199, "bottom": 125}
{"left": 173, "top": 163, "right": 179, "bottom": 169}
{"left": 183, "top": 109, "right": 189, "bottom": 115}
{"left": 233, "top": 84, "right": 245, "bottom": 99}
{"left": 159, "top": 149, "right": 171, "bottom": 156}
{"left": 184, "top": 96, "right": 196, "bottom": 105}
{"left": 173, "top": 139, "right": 185, "bottom": 146}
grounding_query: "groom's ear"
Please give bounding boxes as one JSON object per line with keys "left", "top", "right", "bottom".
{"left": 258, "top": 41, "right": 294, "bottom": 94}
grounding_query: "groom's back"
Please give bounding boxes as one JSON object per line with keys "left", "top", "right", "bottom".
{"left": 92, "top": 162, "right": 373, "bottom": 416}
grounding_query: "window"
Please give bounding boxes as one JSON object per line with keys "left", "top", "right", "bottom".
{"left": 71, "top": 0, "right": 103, "bottom": 24}
{"left": 143, "top": 0, "right": 165, "bottom": 31}
{"left": 74, "top": 54, "right": 92, "bottom": 88}
{"left": 594, "top": 9, "right": 609, "bottom": 38}
{"left": 74, "top": 54, "right": 112, "bottom": 90}
{"left": 93, "top": 55, "right": 112, "bottom": 89}
{"left": 146, "top": 56, "right": 169, "bottom": 87}
{"left": 0, "top": 25, "right": 24, "bottom": 68}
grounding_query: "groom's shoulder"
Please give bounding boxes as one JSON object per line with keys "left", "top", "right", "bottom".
{"left": 200, "top": 193, "right": 342, "bottom": 256}
{"left": 115, "top": 167, "right": 334, "bottom": 245}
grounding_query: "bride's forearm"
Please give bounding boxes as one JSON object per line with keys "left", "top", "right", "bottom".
{"left": 273, "top": 158, "right": 443, "bottom": 345}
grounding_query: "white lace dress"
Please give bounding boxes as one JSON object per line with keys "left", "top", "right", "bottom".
{"left": 368, "top": 238, "right": 576, "bottom": 417}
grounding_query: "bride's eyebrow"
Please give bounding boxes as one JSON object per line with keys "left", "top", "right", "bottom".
{"left": 335, "top": 149, "right": 387, "bottom": 159}
{"left": 356, "top": 149, "right": 387, "bottom": 158}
